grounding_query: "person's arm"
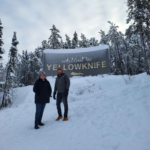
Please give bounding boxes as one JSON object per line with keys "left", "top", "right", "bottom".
{"left": 64, "top": 75, "right": 70, "bottom": 91}
{"left": 33, "top": 80, "right": 39, "bottom": 95}
{"left": 54, "top": 79, "right": 57, "bottom": 93}
{"left": 48, "top": 81, "right": 52, "bottom": 97}
{"left": 53, "top": 79, "right": 57, "bottom": 100}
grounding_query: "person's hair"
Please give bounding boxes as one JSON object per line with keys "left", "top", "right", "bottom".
{"left": 57, "top": 67, "right": 63, "bottom": 72}
{"left": 39, "top": 71, "right": 46, "bottom": 77}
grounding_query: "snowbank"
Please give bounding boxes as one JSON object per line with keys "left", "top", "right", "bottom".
{"left": 44, "top": 45, "right": 109, "bottom": 53}
{"left": 0, "top": 73, "right": 150, "bottom": 150}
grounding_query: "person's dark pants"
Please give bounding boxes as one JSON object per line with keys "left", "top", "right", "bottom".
{"left": 56, "top": 93, "right": 68, "bottom": 118}
{"left": 35, "top": 103, "right": 46, "bottom": 126}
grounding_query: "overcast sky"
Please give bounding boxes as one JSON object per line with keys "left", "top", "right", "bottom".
{"left": 0, "top": 0, "right": 129, "bottom": 63}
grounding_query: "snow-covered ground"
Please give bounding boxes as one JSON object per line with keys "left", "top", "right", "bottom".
{"left": 0, "top": 73, "right": 150, "bottom": 150}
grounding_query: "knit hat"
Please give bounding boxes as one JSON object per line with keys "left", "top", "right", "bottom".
{"left": 57, "top": 67, "right": 63, "bottom": 72}
{"left": 39, "top": 71, "right": 46, "bottom": 76}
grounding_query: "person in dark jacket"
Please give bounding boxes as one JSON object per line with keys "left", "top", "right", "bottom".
{"left": 33, "top": 71, "right": 52, "bottom": 129}
{"left": 53, "top": 67, "right": 70, "bottom": 121}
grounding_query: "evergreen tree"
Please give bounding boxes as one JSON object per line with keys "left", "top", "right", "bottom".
{"left": 17, "top": 50, "right": 30, "bottom": 86}
{"left": 79, "top": 33, "right": 89, "bottom": 48}
{"left": 10, "top": 32, "right": 19, "bottom": 68}
{"left": 89, "top": 37, "right": 99, "bottom": 46}
{"left": 99, "top": 29, "right": 116, "bottom": 74}
{"left": 41, "top": 40, "right": 49, "bottom": 50}
{"left": 100, "top": 22, "right": 131, "bottom": 75}
{"left": 125, "top": 33, "right": 145, "bottom": 74}
{"left": 105, "top": 22, "right": 125, "bottom": 74}
{"left": 28, "top": 50, "right": 42, "bottom": 85}
{"left": 0, "top": 19, "right": 4, "bottom": 83}
{"left": 126, "top": 0, "right": 150, "bottom": 74}
{"left": 99, "top": 30, "right": 109, "bottom": 45}
{"left": 72, "top": 39, "right": 76, "bottom": 49}
{"left": 0, "top": 60, "right": 4, "bottom": 81}
{"left": 99, "top": 21, "right": 145, "bottom": 75}
{"left": 1, "top": 32, "right": 19, "bottom": 108}
{"left": 60, "top": 39, "right": 65, "bottom": 49}
{"left": 0, "top": 19, "right": 4, "bottom": 59}
{"left": 72, "top": 31, "right": 78, "bottom": 48}
{"left": 63, "top": 42, "right": 68, "bottom": 49}
{"left": 65, "top": 34, "right": 72, "bottom": 49}
{"left": 48, "top": 25, "right": 61, "bottom": 49}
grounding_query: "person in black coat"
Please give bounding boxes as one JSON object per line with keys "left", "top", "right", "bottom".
{"left": 33, "top": 71, "right": 52, "bottom": 129}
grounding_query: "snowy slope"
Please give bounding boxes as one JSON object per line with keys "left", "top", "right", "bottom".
{"left": 0, "top": 73, "right": 150, "bottom": 150}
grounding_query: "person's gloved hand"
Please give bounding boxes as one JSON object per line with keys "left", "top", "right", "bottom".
{"left": 53, "top": 92, "right": 56, "bottom": 100}
{"left": 64, "top": 89, "right": 69, "bottom": 96}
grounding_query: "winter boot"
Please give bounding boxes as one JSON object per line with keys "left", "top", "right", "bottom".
{"left": 39, "top": 122, "right": 44, "bottom": 126}
{"left": 63, "top": 118, "right": 68, "bottom": 121}
{"left": 55, "top": 116, "right": 63, "bottom": 121}
{"left": 34, "top": 125, "right": 39, "bottom": 129}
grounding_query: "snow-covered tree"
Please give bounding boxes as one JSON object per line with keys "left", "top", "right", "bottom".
{"left": 17, "top": 50, "right": 30, "bottom": 86}
{"left": 79, "top": 33, "right": 89, "bottom": 48}
{"left": 60, "top": 39, "right": 64, "bottom": 49}
{"left": 0, "top": 19, "right": 4, "bottom": 59}
{"left": 126, "top": 0, "right": 150, "bottom": 74}
{"left": 1, "top": 32, "right": 19, "bottom": 108}
{"left": 72, "top": 39, "right": 77, "bottom": 49}
{"left": 99, "top": 30, "right": 109, "bottom": 45}
{"left": 0, "top": 59, "right": 5, "bottom": 83}
{"left": 0, "top": 19, "right": 4, "bottom": 83}
{"left": 41, "top": 40, "right": 49, "bottom": 50}
{"left": 63, "top": 42, "right": 68, "bottom": 49}
{"left": 10, "top": 32, "right": 19, "bottom": 68}
{"left": 15, "top": 47, "right": 43, "bottom": 87}
{"left": 27, "top": 50, "right": 42, "bottom": 85}
{"left": 104, "top": 22, "right": 125, "bottom": 74}
{"left": 72, "top": 31, "right": 78, "bottom": 48}
{"left": 65, "top": 34, "right": 72, "bottom": 49}
{"left": 89, "top": 37, "right": 99, "bottom": 46}
{"left": 48, "top": 25, "right": 61, "bottom": 49}
{"left": 99, "top": 20, "right": 147, "bottom": 75}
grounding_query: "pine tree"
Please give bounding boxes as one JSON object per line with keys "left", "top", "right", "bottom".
{"left": 10, "top": 32, "right": 19, "bottom": 68}
{"left": 72, "top": 39, "right": 76, "bottom": 49}
{"left": 0, "top": 19, "right": 4, "bottom": 59}
{"left": 99, "top": 30, "right": 109, "bottom": 45}
{"left": 99, "top": 22, "right": 132, "bottom": 75}
{"left": 0, "top": 60, "right": 4, "bottom": 81}
{"left": 65, "top": 34, "right": 71, "bottom": 49}
{"left": 27, "top": 50, "right": 42, "bottom": 85}
{"left": 0, "top": 19, "right": 4, "bottom": 83}
{"left": 41, "top": 40, "right": 49, "bottom": 50}
{"left": 126, "top": 0, "right": 150, "bottom": 74}
{"left": 15, "top": 47, "right": 43, "bottom": 87}
{"left": 63, "top": 42, "right": 68, "bottom": 49}
{"left": 17, "top": 50, "right": 29, "bottom": 86}
{"left": 48, "top": 25, "right": 61, "bottom": 49}
{"left": 72, "top": 32, "right": 78, "bottom": 48}
{"left": 1, "top": 32, "right": 19, "bottom": 108}
{"left": 106, "top": 22, "right": 125, "bottom": 74}
{"left": 60, "top": 39, "right": 64, "bottom": 49}
{"left": 79, "top": 33, "right": 89, "bottom": 48}
{"left": 89, "top": 37, "right": 99, "bottom": 46}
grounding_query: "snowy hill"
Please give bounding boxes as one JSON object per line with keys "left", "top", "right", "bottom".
{"left": 0, "top": 73, "right": 150, "bottom": 150}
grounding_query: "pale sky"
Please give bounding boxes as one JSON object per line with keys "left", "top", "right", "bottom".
{"left": 0, "top": 0, "right": 129, "bottom": 63}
